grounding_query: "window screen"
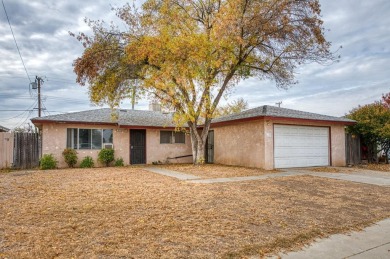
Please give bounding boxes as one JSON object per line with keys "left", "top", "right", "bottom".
{"left": 174, "top": 132, "right": 185, "bottom": 144}
{"left": 160, "top": 131, "right": 172, "bottom": 144}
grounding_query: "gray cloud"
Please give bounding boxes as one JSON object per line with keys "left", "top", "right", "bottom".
{"left": 0, "top": 0, "right": 389, "bottom": 129}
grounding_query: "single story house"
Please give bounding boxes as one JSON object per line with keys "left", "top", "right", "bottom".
{"left": 31, "top": 105, "right": 355, "bottom": 169}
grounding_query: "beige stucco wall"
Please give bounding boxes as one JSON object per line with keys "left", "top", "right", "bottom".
{"left": 330, "top": 125, "right": 347, "bottom": 167}
{"left": 0, "top": 132, "right": 14, "bottom": 169}
{"left": 212, "top": 119, "right": 347, "bottom": 170}
{"left": 213, "top": 119, "right": 265, "bottom": 168}
{"left": 41, "top": 123, "right": 193, "bottom": 168}
{"left": 42, "top": 123, "right": 129, "bottom": 168}
{"left": 145, "top": 129, "right": 193, "bottom": 164}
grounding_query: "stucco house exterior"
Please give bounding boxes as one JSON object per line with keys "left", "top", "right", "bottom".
{"left": 31, "top": 105, "right": 355, "bottom": 169}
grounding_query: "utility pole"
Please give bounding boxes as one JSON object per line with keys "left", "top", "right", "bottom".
{"left": 35, "top": 76, "right": 43, "bottom": 117}
{"left": 275, "top": 101, "right": 282, "bottom": 107}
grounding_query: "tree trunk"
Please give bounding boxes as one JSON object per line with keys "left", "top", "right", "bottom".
{"left": 195, "top": 139, "right": 206, "bottom": 164}
{"left": 189, "top": 125, "right": 198, "bottom": 164}
{"left": 188, "top": 120, "right": 211, "bottom": 165}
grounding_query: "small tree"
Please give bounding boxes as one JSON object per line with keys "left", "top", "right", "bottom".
{"left": 62, "top": 148, "right": 78, "bottom": 168}
{"left": 73, "top": 0, "right": 336, "bottom": 164}
{"left": 347, "top": 100, "right": 390, "bottom": 163}
{"left": 98, "top": 149, "right": 115, "bottom": 167}
{"left": 214, "top": 98, "right": 248, "bottom": 117}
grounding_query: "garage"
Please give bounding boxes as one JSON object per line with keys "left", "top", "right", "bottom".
{"left": 274, "top": 125, "right": 330, "bottom": 168}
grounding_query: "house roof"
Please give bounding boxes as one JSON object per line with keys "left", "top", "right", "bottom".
{"left": 31, "top": 108, "right": 178, "bottom": 128}
{"left": 0, "top": 125, "right": 10, "bottom": 132}
{"left": 211, "top": 105, "right": 355, "bottom": 124}
{"left": 31, "top": 105, "right": 355, "bottom": 128}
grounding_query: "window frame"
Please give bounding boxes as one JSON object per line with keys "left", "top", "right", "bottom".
{"left": 160, "top": 130, "right": 186, "bottom": 144}
{"left": 67, "top": 128, "right": 114, "bottom": 150}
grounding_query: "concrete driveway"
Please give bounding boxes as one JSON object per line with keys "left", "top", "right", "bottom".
{"left": 145, "top": 166, "right": 390, "bottom": 186}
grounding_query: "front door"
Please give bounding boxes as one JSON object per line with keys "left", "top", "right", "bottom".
{"left": 130, "top": 129, "right": 146, "bottom": 164}
{"left": 206, "top": 130, "right": 214, "bottom": 163}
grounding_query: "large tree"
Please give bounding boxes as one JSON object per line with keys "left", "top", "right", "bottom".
{"left": 347, "top": 96, "right": 390, "bottom": 163}
{"left": 73, "top": 0, "right": 335, "bottom": 164}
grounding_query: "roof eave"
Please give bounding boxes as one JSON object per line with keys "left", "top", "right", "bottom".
{"left": 210, "top": 115, "right": 356, "bottom": 127}
{"left": 31, "top": 119, "right": 118, "bottom": 127}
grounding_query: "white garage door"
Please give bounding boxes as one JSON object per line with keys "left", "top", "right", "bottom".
{"left": 274, "top": 125, "right": 329, "bottom": 168}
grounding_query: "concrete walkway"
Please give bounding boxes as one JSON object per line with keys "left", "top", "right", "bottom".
{"left": 144, "top": 167, "right": 390, "bottom": 187}
{"left": 274, "top": 218, "right": 390, "bottom": 259}
{"left": 144, "top": 167, "right": 201, "bottom": 180}
{"left": 308, "top": 172, "right": 390, "bottom": 187}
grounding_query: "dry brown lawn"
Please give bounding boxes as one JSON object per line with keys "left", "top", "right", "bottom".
{"left": 303, "top": 167, "right": 345, "bottom": 173}
{"left": 159, "top": 163, "right": 280, "bottom": 178}
{"left": 357, "top": 164, "right": 390, "bottom": 172}
{"left": 1, "top": 167, "right": 390, "bottom": 258}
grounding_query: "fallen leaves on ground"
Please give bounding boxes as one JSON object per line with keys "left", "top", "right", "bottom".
{"left": 0, "top": 167, "right": 389, "bottom": 258}
{"left": 159, "top": 163, "right": 279, "bottom": 178}
{"left": 356, "top": 164, "right": 390, "bottom": 173}
{"left": 304, "top": 167, "right": 344, "bottom": 173}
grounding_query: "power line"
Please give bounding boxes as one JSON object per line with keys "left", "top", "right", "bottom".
{"left": 2, "top": 100, "right": 37, "bottom": 121}
{"left": 2, "top": 0, "right": 31, "bottom": 83}
{"left": 0, "top": 109, "right": 35, "bottom": 112}
{"left": 14, "top": 110, "right": 34, "bottom": 128}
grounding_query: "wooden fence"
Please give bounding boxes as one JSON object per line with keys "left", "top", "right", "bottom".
{"left": 0, "top": 132, "right": 41, "bottom": 169}
{"left": 345, "top": 133, "right": 361, "bottom": 165}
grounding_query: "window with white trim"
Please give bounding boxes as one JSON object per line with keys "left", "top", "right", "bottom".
{"left": 160, "top": 131, "right": 185, "bottom": 144}
{"left": 67, "top": 128, "right": 113, "bottom": 149}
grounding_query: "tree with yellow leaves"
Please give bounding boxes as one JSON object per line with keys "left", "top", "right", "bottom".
{"left": 73, "top": 0, "right": 335, "bottom": 164}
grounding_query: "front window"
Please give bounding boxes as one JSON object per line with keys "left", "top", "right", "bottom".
{"left": 67, "top": 128, "right": 113, "bottom": 149}
{"left": 160, "top": 131, "right": 185, "bottom": 144}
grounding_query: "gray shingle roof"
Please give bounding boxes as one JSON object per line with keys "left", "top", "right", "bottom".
{"left": 31, "top": 108, "right": 178, "bottom": 128}
{"left": 212, "top": 105, "right": 355, "bottom": 124}
{"left": 31, "top": 105, "right": 355, "bottom": 128}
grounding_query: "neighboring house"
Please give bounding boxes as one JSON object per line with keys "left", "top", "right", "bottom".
{"left": 31, "top": 105, "right": 355, "bottom": 169}
{"left": 0, "top": 125, "right": 10, "bottom": 132}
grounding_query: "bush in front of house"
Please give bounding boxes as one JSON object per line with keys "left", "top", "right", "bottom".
{"left": 98, "top": 148, "right": 115, "bottom": 167}
{"left": 114, "top": 157, "right": 124, "bottom": 167}
{"left": 80, "top": 156, "right": 94, "bottom": 168}
{"left": 62, "top": 148, "right": 78, "bottom": 168}
{"left": 40, "top": 154, "right": 57, "bottom": 170}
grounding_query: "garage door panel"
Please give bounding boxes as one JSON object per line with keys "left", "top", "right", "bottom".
{"left": 274, "top": 125, "right": 329, "bottom": 168}
{"left": 275, "top": 147, "right": 328, "bottom": 157}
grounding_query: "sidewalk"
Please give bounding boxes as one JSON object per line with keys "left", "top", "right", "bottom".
{"left": 144, "top": 167, "right": 390, "bottom": 186}
{"left": 274, "top": 218, "right": 390, "bottom": 259}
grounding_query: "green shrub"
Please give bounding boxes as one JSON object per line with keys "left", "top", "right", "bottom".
{"left": 114, "top": 157, "right": 124, "bottom": 167}
{"left": 80, "top": 156, "right": 94, "bottom": 168}
{"left": 62, "top": 148, "right": 78, "bottom": 168}
{"left": 40, "top": 154, "right": 57, "bottom": 170}
{"left": 98, "top": 148, "right": 115, "bottom": 167}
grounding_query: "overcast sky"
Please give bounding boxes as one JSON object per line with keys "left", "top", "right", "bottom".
{"left": 1, "top": 0, "right": 389, "bottom": 130}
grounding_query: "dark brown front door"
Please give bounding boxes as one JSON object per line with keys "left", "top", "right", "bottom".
{"left": 206, "top": 130, "right": 214, "bottom": 163}
{"left": 130, "top": 129, "right": 146, "bottom": 164}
